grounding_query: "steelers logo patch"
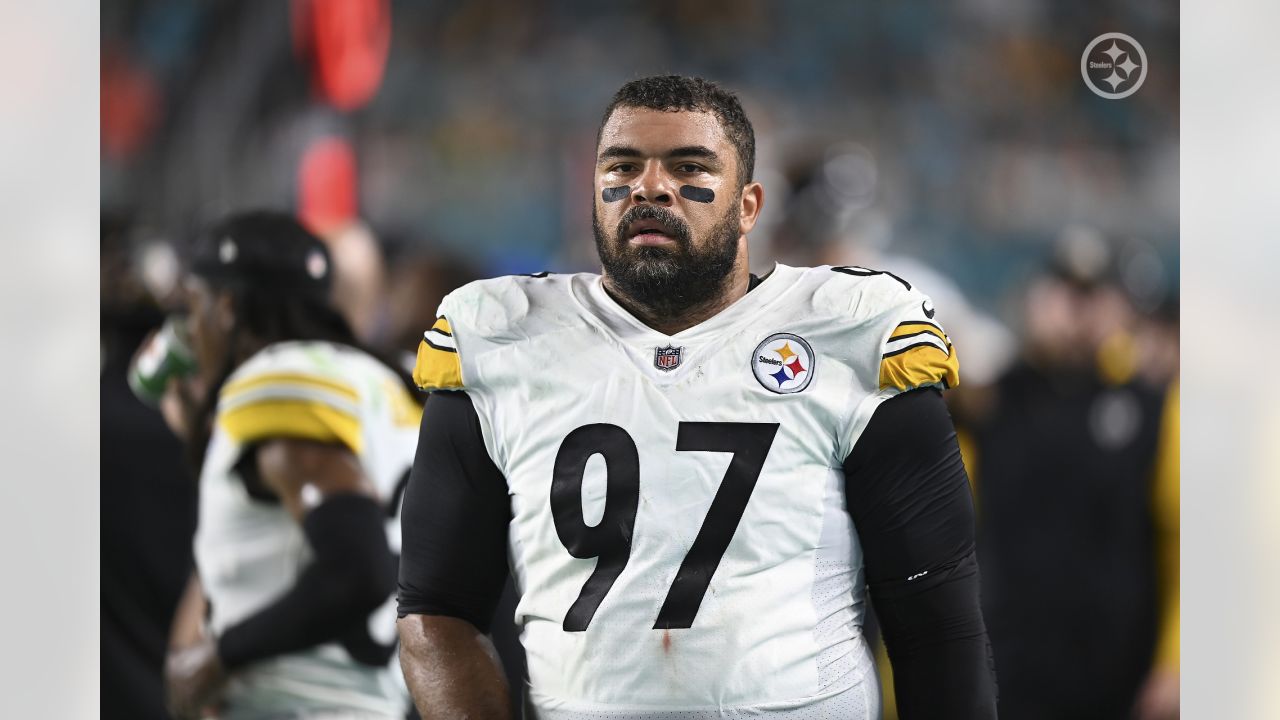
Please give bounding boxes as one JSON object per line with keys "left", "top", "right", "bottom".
{"left": 752, "top": 333, "right": 815, "bottom": 394}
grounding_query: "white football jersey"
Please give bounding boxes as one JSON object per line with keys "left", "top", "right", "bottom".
{"left": 195, "top": 340, "right": 420, "bottom": 719}
{"left": 413, "top": 263, "right": 958, "bottom": 719}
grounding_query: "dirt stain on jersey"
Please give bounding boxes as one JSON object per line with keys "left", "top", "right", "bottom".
{"left": 662, "top": 629, "right": 672, "bottom": 654}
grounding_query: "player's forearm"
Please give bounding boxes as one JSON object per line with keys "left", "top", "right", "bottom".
{"left": 872, "top": 550, "right": 997, "bottom": 719}
{"left": 217, "top": 494, "right": 396, "bottom": 668}
{"left": 398, "top": 614, "right": 511, "bottom": 720}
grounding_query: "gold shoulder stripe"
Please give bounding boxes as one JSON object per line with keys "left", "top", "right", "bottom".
{"left": 432, "top": 316, "right": 452, "bottom": 336}
{"left": 222, "top": 372, "right": 359, "bottom": 404}
{"left": 218, "top": 398, "right": 363, "bottom": 453}
{"left": 880, "top": 342, "right": 960, "bottom": 391}
{"left": 413, "top": 338, "right": 463, "bottom": 390}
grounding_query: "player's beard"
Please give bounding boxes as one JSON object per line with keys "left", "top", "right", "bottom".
{"left": 593, "top": 202, "right": 740, "bottom": 318}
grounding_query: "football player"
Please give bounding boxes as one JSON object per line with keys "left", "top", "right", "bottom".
{"left": 397, "top": 76, "right": 997, "bottom": 719}
{"left": 160, "top": 211, "right": 419, "bottom": 719}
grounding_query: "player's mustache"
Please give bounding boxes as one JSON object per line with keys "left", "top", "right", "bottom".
{"left": 615, "top": 206, "right": 691, "bottom": 247}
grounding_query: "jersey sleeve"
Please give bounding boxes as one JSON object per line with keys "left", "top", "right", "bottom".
{"left": 877, "top": 294, "right": 960, "bottom": 393}
{"left": 216, "top": 348, "right": 364, "bottom": 454}
{"left": 818, "top": 266, "right": 963, "bottom": 460}
{"left": 410, "top": 277, "right": 531, "bottom": 392}
{"left": 412, "top": 315, "right": 464, "bottom": 391}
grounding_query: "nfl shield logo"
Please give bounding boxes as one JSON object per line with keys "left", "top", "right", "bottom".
{"left": 654, "top": 345, "right": 683, "bottom": 372}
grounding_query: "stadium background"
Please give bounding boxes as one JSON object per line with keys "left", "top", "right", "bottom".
{"left": 100, "top": 1, "right": 1180, "bottom": 718}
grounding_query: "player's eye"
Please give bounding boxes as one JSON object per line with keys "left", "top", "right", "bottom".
{"left": 675, "top": 163, "right": 704, "bottom": 173}
{"left": 610, "top": 163, "right": 637, "bottom": 173}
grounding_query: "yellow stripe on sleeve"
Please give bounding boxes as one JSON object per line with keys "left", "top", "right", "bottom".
{"left": 879, "top": 343, "right": 960, "bottom": 392}
{"left": 413, "top": 318, "right": 463, "bottom": 391}
{"left": 413, "top": 342, "right": 462, "bottom": 390}
{"left": 221, "top": 372, "right": 359, "bottom": 405}
{"left": 218, "top": 398, "right": 364, "bottom": 454}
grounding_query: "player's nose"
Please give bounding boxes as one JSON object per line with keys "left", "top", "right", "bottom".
{"left": 631, "top": 161, "right": 674, "bottom": 206}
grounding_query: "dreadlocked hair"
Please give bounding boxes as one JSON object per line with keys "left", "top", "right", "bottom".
{"left": 185, "top": 287, "right": 420, "bottom": 472}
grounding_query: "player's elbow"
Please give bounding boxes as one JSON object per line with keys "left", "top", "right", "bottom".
{"left": 398, "top": 613, "right": 486, "bottom": 650}
{"left": 396, "top": 613, "right": 479, "bottom": 674}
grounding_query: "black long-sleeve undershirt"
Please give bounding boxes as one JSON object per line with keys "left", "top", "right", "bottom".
{"left": 397, "top": 391, "right": 511, "bottom": 633}
{"left": 398, "top": 389, "right": 996, "bottom": 717}
{"left": 843, "top": 388, "right": 997, "bottom": 718}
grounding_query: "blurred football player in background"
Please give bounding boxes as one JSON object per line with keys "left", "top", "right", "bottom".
{"left": 156, "top": 211, "right": 420, "bottom": 719}
{"left": 964, "top": 232, "right": 1179, "bottom": 720}
{"left": 397, "top": 75, "right": 996, "bottom": 719}
{"left": 774, "top": 142, "right": 1018, "bottom": 394}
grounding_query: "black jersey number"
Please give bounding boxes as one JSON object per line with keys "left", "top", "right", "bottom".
{"left": 549, "top": 422, "right": 779, "bottom": 632}
{"left": 550, "top": 425, "right": 641, "bottom": 632}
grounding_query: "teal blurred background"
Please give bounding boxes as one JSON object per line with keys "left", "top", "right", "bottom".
{"left": 99, "top": 4, "right": 1185, "bottom": 719}
{"left": 101, "top": 0, "right": 1178, "bottom": 322}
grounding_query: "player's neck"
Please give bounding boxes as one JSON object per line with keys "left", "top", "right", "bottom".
{"left": 602, "top": 264, "right": 752, "bottom": 336}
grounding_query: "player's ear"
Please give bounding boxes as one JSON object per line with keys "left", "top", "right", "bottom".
{"left": 738, "top": 181, "right": 764, "bottom": 236}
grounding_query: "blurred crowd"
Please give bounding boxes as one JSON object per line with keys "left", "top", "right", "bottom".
{"left": 101, "top": 0, "right": 1177, "bottom": 310}
{"left": 101, "top": 1, "right": 1179, "bottom": 719}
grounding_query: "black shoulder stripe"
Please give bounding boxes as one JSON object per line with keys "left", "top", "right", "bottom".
{"left": 423, "top": 338, "right": 458, "bottom": 354}
{"left": 882, "top": 341, "right": 950, "bottom": 359}
{"left": 889, "top": 329, "right": 945, "bottom": 344}
{"left": 831, "top": 265, "right": 912, "bottom": 291}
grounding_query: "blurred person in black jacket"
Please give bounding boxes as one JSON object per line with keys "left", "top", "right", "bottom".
{"left": 101, "top": 215, "right": 198, "bottom": 720}
{"left": 963, "top": 230, "right": 1178, "bottom": 720}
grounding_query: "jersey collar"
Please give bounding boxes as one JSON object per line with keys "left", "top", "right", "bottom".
{"left": 574, "top": 262, "right": 800, "bottom": 346}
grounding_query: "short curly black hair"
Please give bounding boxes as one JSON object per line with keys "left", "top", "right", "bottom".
{"left": 599, "top": 75, "right": 755, "bottom": 186}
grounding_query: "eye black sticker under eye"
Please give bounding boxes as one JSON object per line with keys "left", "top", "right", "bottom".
{"left": 679, "top": 185, "right": 715, "bottom": 203}
{"left": 602, "top": 186, "right": 630, "bottom": 203}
